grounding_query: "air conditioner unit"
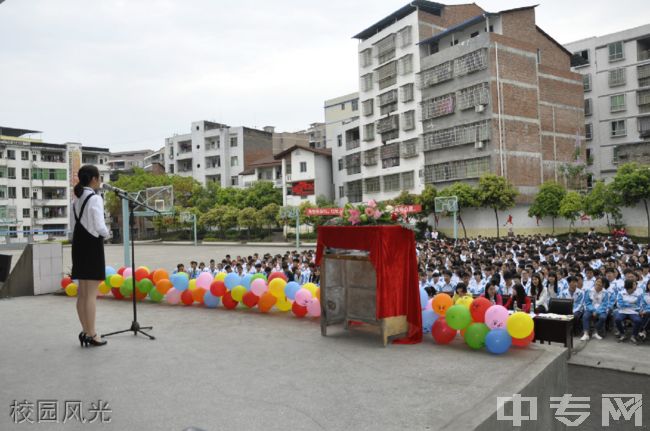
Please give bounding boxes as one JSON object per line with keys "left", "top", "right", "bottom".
{"left": 474, "top": 141, "right": 485, "bottom": 150}
{"left": 475, "top": 104, "right": 486, "bottom": 113}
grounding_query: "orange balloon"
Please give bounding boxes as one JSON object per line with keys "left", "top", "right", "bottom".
{"left": 156, "top": 279, "right": 173, "bottom": 295}
{"left": 135, "top": 289, "right": 147, "bottom": 301}
{"left": 432, "top": 293, "right": 453, "bottom": 316}
{"left": 258, "top": 292, "right": 277, "bottom": 313}
{"left": 153, "top": 269, "right": 170, "bottom": 284}
{"left": 314, "top": 287, "right": 320, "bottom": 300}
{"left": 192, "top": 288, "right": 206, "bottom": 304}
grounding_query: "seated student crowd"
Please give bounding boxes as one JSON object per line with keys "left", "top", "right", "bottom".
{"left": 417, "top": 233, "right": 650, "bottom": 344}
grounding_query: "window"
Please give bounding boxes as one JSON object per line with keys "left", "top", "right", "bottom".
{"left": 401, "top": 171, "right": 415, "bottom": 189}
{"left": 23, "top": 209, "right": 30, "bottom": 219}
{"left": 8, "top": 167, "right": 16, "bottom": 179}
{"left": 638, "top": 116, "right": 650, "bottom": 137}
{"left": 21, "top": 151, "right": 29, "bottom": 160}
{"left": 398, "top": 26, "right": 412, "bottom": 48}
{"left": 582, "top": 74, "right": 591, "bottom": 92}
{"left": 22, "top": 187, "right": 30, "bottom": 199}
{"left": 230, "top": 136, "right": 238, "bottom": 147}
{"left": 571, "top": 49, "right": 589, "bottom": 67}
{"left": 420, "top": 61, "right": 453, "bottom": 88}
{"left": 360, "top": 49, "right": 373, "bottom": 68}
{"left": 471, "top": 31, "right": 479, "bottom": 38}
{"left": 637, "top": 89, "right": 650, "bottom": 113}
{"left": 611, "top": 120, "right": 626, "bottom": 137}
{"left": 424, "top": 157, "right": 490, "bottom": 183}
{"left": 230, "top": 176, "right": 239, "bottom": 186}
{"left": 608, "top": 68, "right": 626, "bottom": 87}
{"left": 8, "top": 187, "right": 16, "bottom": 199}
{"left": 585, "top": 123, "right": 593, "bottom": 141}
{"left": 362, "top": 99, "right": 373, "bottom": 116}
{"left": 421, "top": 94, "right": 455, "bottom": 120}
{"left": 398, "top": 54, "right": 413, "bottom": 75}
{"left": 340, "top": 103, "right": 345, "bottom": 110}
{"left": 300, "top": 162, "right": 307, "bottom": 173}
{"left": 380, "top": 103, "right": 397, "bottom": 116}
{"left": 380, "top": 142, "right": 400, "bottom": 168}
{"left": 32, "top": 154, "right": 37, "bottom": 161}
{"left": 383, "top": 174, "right": 400, "bottom": 192}
{"left": 7, "top": 150, "right": 15, "bottom": 160}
{"left": 375, "top": 60, "right": 397, "bottom": 90}
{"left": 363, "top": 123, "right": 375, "bottom": 142}
{"left": 230, "top": 156, "right": 238, "bottom": 167}
{"left": 351, "top": 99, "right": 358, "bottom": 111}
{"left": 536, "top": 49, "right": 542, "bottom": 65}
{"left": 610, "top": 94, "right": 626, "bottom": 112}
{"left": 457, "top": 82, "right": 490, "bottom": 110}
{"left": 345, "top": 153, "right": 361, "bottom": 175}
{"left": 23, "top": 226, "right": 30, "bottom": 236}
{"left": 361, "top": 73, "right": 373, "bottom": 92}
{"left": 19, "top": 168, "right": 29, "bottom": 180}
{"left": 401, "top": 138, "right": 419, "bottom": 158}
{"left": 584, "top": 98, "right": 592, "bottom": 116}
{"left": 400, "top": 83, "right": 414, "bottom": 103}
{"left": 0, "top": 186, "right": 5, "bottom": 199}
{"left": 338, "top": 158, "right": 344, "bottom": 171}
{"left": 374, "top": 34, "right": 396, "bottom": 64}
{"left": 337, "top": 134, "right": 342, "bottom": 147}
{"left": 638, "top": 64, "right": 650, "bottom": 88}
{"left": 345, "top": 180, "right": 362, "bottom": 203}
{"left": 339, "top": 186, "right": 345, "bottom": 198}
{"left": 33, "top": 209, "right": 38, "bottom": 218}
{"left": 363, "top": 148, "right": 378, "bottom": 166}
{"left": 364, "top": 177, "right": 380, "bottom": 193}
{"left": 609, "top": 41, "right": 624, "bottom": 62}
{"left": 402, "top": 110, "right": 415, "bottom": 131}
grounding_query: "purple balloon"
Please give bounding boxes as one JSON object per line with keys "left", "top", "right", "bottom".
{"left": 250, "top": 278, "right": 268, "bottom": 297}
{"left": 165, "top": 287, "right": 181, "bottom": 305}
{"left": 295, "top": 288, "right": 312, "bottom": 306}
{"left": 307, "top": 298, "right": 321, "bottom": 317}
{"left": 485, "top": 305, "right": 509, "bottom": 330}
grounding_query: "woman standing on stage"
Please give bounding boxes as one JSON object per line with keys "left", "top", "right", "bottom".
{"left": 71, "top": 165, "right": 109, "bottom": 347}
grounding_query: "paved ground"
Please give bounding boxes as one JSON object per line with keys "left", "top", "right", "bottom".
{"left": 0, "top": 294, "right": 566, "bottom": 431}
{"left": 569, "top": 333, "right": 650, "bottom": 375}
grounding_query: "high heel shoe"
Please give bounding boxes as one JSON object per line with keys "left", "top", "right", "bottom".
{"left": 83, "top": 334, "right": 107, "bottom": 347}
{"left": 78, "top": 332, "right": 86, "bottom": 347}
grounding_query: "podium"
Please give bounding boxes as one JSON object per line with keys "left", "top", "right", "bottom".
{"left": 316, "top": 225, "right": 422, "bottom": 345}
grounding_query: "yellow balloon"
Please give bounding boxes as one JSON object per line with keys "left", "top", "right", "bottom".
{"left": 215, "top": 273, "right": 226, "bottom": 282}
{"left": 457, "top": 296, "right": 473, "bottom": 309}
{"left": 275, "top": 295, "right": 292, "bottom": 311}
{"left": 231, "top": 285, "right": 246, "bottom": 302}
{"left": 98, "top": 281, "right": 111, "bottom": 295}
{"left": 268, "top": 278, "right": 287, "bottom": 298}
{"left": 110, "top": 274, "right": 124, "bottom": 288}
{"left": 65, "top": 283, "right": 78, "bottom": 297}
{"left": 188, "top": 279, "right": 197, "bottom": 291}
{"left": 302, "top": 283, "right": 318, "bottom": 296}
{"left": 506, "top": 312, "right": 534, "bottom": 339}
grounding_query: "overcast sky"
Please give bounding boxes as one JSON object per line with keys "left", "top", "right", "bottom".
{"left": 1, "top": 0, "right": 648, "bottom": 152}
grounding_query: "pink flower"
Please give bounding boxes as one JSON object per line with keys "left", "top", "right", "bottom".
{"left": 348, "top": 209, "right": 361, "bottom": 225}
{"left": 364, "top": 207, "right": 375, "bottom": 217}
{"left": 373, "top": 210, "right": 382, "bottom": 220}
{"left": 367, "top": 199, "right": 377, "bottom": 208}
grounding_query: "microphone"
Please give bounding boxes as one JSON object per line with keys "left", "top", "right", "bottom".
{"left": 102, "top": 183, "right": 127, "bottom": 195}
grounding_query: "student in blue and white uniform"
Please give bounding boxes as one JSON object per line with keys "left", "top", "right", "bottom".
{"left": 581, "top": 277, "right": 610, "bottom": 341}
{"left": 559, "top": 276, "right": 584, "bottom": 324}
{"left": 583, "top": 267, "right": 596, "bottom": 291}
{"left": 436, "top": 270, "right": 456, "bottom": 294}
{"left": 468, "top": 271, "right": 486, "bottom": 295}
{"left": 615, "top": 279, "right": 644, "bottom": 344}
{"left": 639, "top": 282, "right": 650, "bottom": 340}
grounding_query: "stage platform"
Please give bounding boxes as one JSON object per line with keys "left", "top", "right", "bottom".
{"left": 0, "top": 295, "right": 568, "bottom": 431}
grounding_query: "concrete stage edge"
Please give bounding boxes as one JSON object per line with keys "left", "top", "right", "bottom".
{"left": 0, "top": 295, "right": 567, "bottom": 431}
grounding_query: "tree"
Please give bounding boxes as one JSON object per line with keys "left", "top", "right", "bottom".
{"left": 582, "top": 180, "right": 621, "bottom": 230}
{"left": 559, "top": 191, "right": 583, "bottom": 231}
{"left": 477, "top": 174, "right": 518, "bottom": 237}
{"left": 528, "top": 182, "right": 566, "bottom": 233}
{"left": 417, "top": 184, "right": 437, "bottom": 227}
{"left": 391, "top": 191, "right": 419, "bottom": 206}
{"left": 242, "top": 181, "right": 282, "bottom": 209}
{"left": 438, "top": 182, "right": 478, "bottom": 238}
{"left": 611, "top": 162, "right": 650, "bottom": 239}
{"left": 259, "top": 203, "right": 280, "bottom": 235}
{"left": 238, "top": 207, "right": 259, "bottom": 238}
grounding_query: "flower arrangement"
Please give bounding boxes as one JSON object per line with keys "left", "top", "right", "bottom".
{"left": 326, "top": 200, "right": 414, "bottom": 228}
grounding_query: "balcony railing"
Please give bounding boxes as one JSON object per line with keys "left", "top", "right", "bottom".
{"left": 639, "top": 49, "right": 650, "bottom": 61}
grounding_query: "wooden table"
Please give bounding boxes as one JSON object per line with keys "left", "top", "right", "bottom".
{"left": 533, "top": 315, "right": 574, "bottom": 358}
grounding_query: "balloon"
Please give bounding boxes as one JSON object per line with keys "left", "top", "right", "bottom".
{"left": 240, "top": 274, "right": 253, "bottom": 290}
{"left": 294, "top": 288, "right": 312, "bottom": 306}
{"left": 445, "top": 304, "right": 472, "bottom": 330}
{"left": 137, "top": 278, "right": 154, "bottom": 294}
{"left": 306, "top": 298, "right": 321, "bottom": 317}
{"left": 122, "top": 267, "right": 133, "bottom": 279}
{"left": 117, "top": 266, "right": 126, "bottom": 276}
{"left": 284, "top": 281, "right": 301, "bottom": 300}
{"left": 431, "top": 318, "right": 457, "bottom": 344}
{"left": 188, "top": 279, "right": 197, "bottom": 291}
{"left": 421, "top": 310, "right": 438, "bottom": 333}
{"left": 120, "top": 277, "right": 134, "bottom": 297}
{"left": 457, "top": 295, "right": 474, "bottom": 309}
{"left": 251, "top": 273, "right": 267, "bottom": 282}
{"left": 152, "top": 269, "right": 169, "bottom": 284}
{"left": 98, "top": 281, "right": 111, "bottom": 295}
{"left": 258, "top": 292, "right": 277, "bottom": 312}
{"left": 242, "top": 291, "right": 259, "bottom": 308}
{"left": 105, "top": 274, "right": 113, "bottom": 287}
{"left": 166, "top": 288, "right": 181, "bottom": 305}
{"left": 156, "top": 279, "right": 173, "bottom": 295}
{"left": 512, "top": 331, "right": 535, "bottom": 348}
{"left": 135, "top": 288, "right": 147, "bottom": 301}
{"left": 292, "top": 301, "right": 308, "bottom": 317}
{"left": 60, "top": 276, "right": 73, "bottom": 289}
{"left": 210, "top": 280, "right": 227, "bottom": 297}
{"left": 432, "top": 294, "right": 453, "bottom": 316}
{"left": 251, "top": 278, "right": 268, "bottom": 297}
{"left": 196, "top": 272, "right": 213, "bottom": 290}
{"left": 111, "top": 287, "right": 124, "bottom": 300}
{"left": 171, "top": 273, "right": 189, "bottom": 291}
{"left": 191, "top": 287, "right": 206, "bottom": 304}
{"left": 181, "top": 289, "right": 194, "bottom": 305}
{"left": 110, "top": 274, "right": 124, "bottom": 288}
{"left": 105, "top": 266, "right": 117, "bottom": 276}
{"left": 231, "top": 285, "right": 247, "bottom": 302}
{"left": 424, "top": 298, "right": 433, "bottom": 311}
{"left": 506, "top": 312, "right": 535, "bottom": 339}
{"left": 302, "top": 283, "right": 318, "bottom": 296}
{"left": 268, "top": 272, "right": 287, "bottom": 282}
{"left": 419, "top": 288, "right": 429, "bottom": 310}
{"left": 214, "top": 272, "right": 226, "bottom": 282}
{"left": 485, "top": 305, "right": 509, "bottom": 330}
{"left": 203, "top": 291, "right": 220, "bottom": 308}
{"left": 65, "top": 283, "right": 78, "bottom": 297}
{"left": 485, "top": 329, "right": 512, "bottom": 355}
{"left": 464, "top": 323, "right": 490, "bottom": 350}
{"left": 134, "top": 267, "right": 149, "bottom": 282}
{"left": 314, "top": 287, "right": 320, "bottom": 300}
{"left": 224, "top": 273, "right": 241, "bottom": 290}
{"left": 268, "top": 278, "right": 287, "bottom": 298}
{"left": 149, "top": 288, "right": 164, "bottom": 303}
{"left": 275, "top": 295, "right": 292, "bottom": 312}
{"left": 222, "top": 291, "right": 238, "bottom": 310}
{"left": 470, "top": 297, "right": 492, "bottom": 323}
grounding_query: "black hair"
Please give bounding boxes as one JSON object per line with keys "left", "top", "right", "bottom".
{"left": 74, "top": 165, "right": 100, "bottom": 198}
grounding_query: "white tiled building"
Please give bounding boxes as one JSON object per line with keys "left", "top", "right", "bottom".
{"left": 274, "top": 145, "right": 333, "bottom": 206}
{"left": 325, "top": 92, "right": 359, "bottom": 205}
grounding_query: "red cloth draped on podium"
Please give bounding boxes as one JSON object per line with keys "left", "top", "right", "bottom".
{"left": 315, "top": 225, "right": 423, "bottom": 344}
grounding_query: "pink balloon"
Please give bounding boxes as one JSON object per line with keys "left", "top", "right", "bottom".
{"left": 250, "top": 278, "right": 268, "bottom": 297}
{"left": 123, "top": 267, "right": 133, "bottom": 279}
{"left": 166, "top": 287, "right": 181, "bottom": 305}
{"left": 295, "top": 288, "right": 312, "bottom": 306}
{"left": 425, "top": 298, "right": 433, "bottom": 311}
{"left": 485, "top": 305, "right": 509, "bottom": 330}
{"left": 307, "top": 298, "right": 321, "bottom": 317}
{"left": 196, "top": 272, "right": 213, "bottom": 289}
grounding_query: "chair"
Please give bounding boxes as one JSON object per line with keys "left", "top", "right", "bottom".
{"left": 548, "top": 298, "right": 573, "bottom": 315}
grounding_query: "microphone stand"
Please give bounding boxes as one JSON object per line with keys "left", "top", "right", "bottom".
{"left": 101, "top": 188, "right": 160, "bottom": 340}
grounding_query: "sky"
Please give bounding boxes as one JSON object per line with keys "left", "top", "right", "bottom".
{"left": 0, "top": 0, "right": 648, "bottom": 152}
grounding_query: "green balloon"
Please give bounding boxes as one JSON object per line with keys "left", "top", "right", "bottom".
{"left": 464, "top": 323, "right": 490, "bottom": 350}
{"left": 149, "top": 288, "right": 163, "bottom": 302}
{"left": 120, "top": 277, "right": 134, "bottom": 297}
{"left": 251, "top": 273, "right": 267, "bottom": 282}
{"left": 137, "top": 278, "right": 154, "bottom": 294}
{"left": 446, "top": 304, "right": 472, "bottom": 330}
{"left": 105, "top": 275, "right": 113, "bottom": 288}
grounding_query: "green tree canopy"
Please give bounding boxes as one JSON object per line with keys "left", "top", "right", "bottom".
{"left": 418, "top": 184, "right": 437, "bottom": 216}
{"left": 611, "top": 162, "right": 650, "bottom": 239}
{"left": 559, "top": 191, "right": 584, "bottom": 231}
{"left": 582, "top": 180, "right": 621, "bottom": 229}
{"left": 477, "top": 174, "right": 518, "bottom": 237}
{"left": 438, "top": 182, "right": 478, "bottom": 238}
{"left": 528, "top": 181, "right": 566, "bottom": 233}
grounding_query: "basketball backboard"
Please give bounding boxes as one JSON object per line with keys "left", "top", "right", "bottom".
{"left": 133, "top": 185, "right": 174, "bottom": 216}
{"left": 434, "top": 196, "right": 458, "bottom": 213}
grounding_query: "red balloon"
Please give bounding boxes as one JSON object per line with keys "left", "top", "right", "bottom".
{"left": 210, "top": 280, "right": 227, "bottom": 297}
{"left": 268, "top": 272, "right": 287, "bottom": 283}
{"left": 432, "top": 318, "right": 457, "bottom": 344}
{"left": 242, "top": 291, "right": 259, "bottom": 308}
{"left": 147, "top": 273, "right": 155, "bottom": 283}
{"left": 60, "top": 276, "right": 72, "bottom": 289}
{"left": 222, "top": 291, "right": 238, "bottom": 310}
{"left": 135, "top": 289, "right": 147, "bottom": 301}
{"left": 117, "top": 266, "right": 126, "bottom": 276}
{"left": 292, "top": 302, "right": 308, "bottom": 318}
{"left": 470, "top": 297, "right": 492, "bottom": 323}
{"left": 111, "top": 287, "right": 124, "bottom": 300}
{"left": 135, "top": 268, "right": 149, "bottom": 282}
{"left": 512, "top": 331, "right": 535, "bottom": 347}
{"left": 181, "top": 289, "right": 194, "bottom": 305}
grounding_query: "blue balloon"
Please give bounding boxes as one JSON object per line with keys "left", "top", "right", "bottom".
{"left": 171, "top": 273, "right": 189, "bottom": 291}
{"left": 421, "top": 310, "right": 438, "bottom": 333}
{"left": 284, "top": 281, "right": 301, "bottom": 300}
{"left": 485, "top": 329, "right": 512, "bottom": 355}
{"left": 241, "top": 274, "right": 253, "bottom": 290}
{"left": 203, "top": 291, "right": 220, "bottom": 308}
{"left": 105, "top": 266, "right": 117, "bottom": 276}
{"left": 419, "top": 288, "right": 429, "bottom": 310}
{"left": 224, "top": 273, "right": 241, "bottom": 290}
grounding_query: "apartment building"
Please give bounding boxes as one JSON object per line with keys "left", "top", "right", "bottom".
{"left": 274, "top": 145, "right": 333, "bottom": 206}
{"left": 142, "top": 147, "right": 166, "bottom": 173}
{"left": 565, "top": 24, "right": 650, "bottom": 181}
{"left": 164, "top": 121, "right": 273, "bottom": 187}
{"left": 107, "top": 149, "right": 153, "bottom": 171}
{"left": 340, "top": 1, "right": 583, "bottom": 203}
